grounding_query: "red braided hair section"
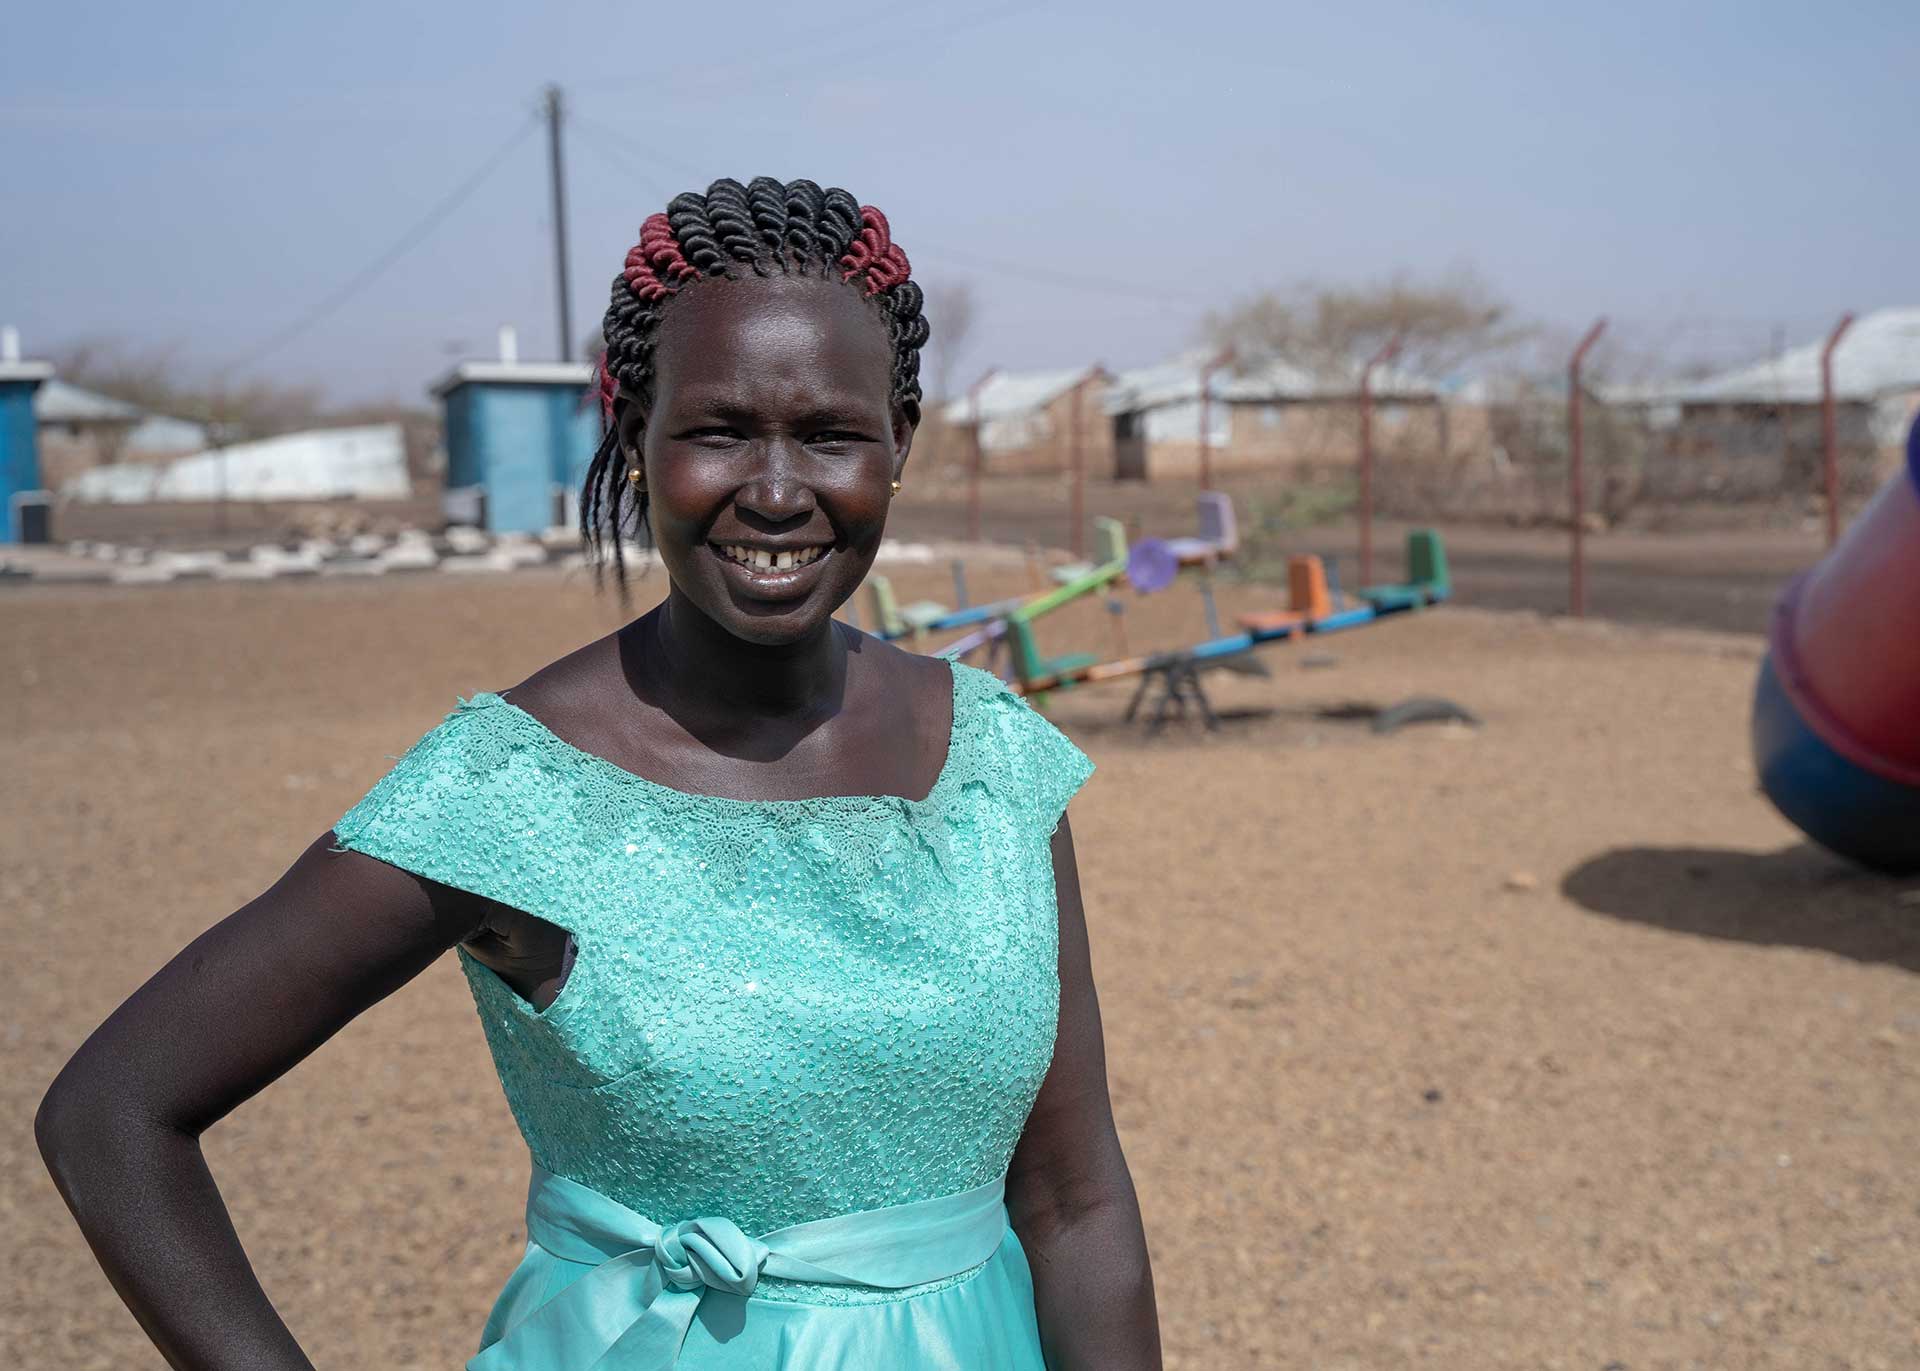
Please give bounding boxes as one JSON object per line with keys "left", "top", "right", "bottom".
{"left": 838, "top": 206, "right": 912, "bottom": 296}
{"left": 604, "top": 213, "right": 700, "bottom": 418}
{"left": 595, "top": 348, "right": 618, "bottom": 421}
{"left": 622, "top": 213, "right": 697, "bottom": 302}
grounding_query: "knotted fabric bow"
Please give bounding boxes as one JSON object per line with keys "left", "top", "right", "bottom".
{"left": 469, "top": 1165, "right": 1010, "bottom": 1371}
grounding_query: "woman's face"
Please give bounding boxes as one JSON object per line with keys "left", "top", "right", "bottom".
{"left": 619, "top": 272, "right": 912, "bottom": 647}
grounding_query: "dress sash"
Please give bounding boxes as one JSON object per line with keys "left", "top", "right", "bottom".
{"left": 469, "top": 1165, "right": 1010, "bottom": 1371}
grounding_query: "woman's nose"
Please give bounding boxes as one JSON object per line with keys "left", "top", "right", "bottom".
{"left": 734, "top": 439, "right": 817, "bottom": 523}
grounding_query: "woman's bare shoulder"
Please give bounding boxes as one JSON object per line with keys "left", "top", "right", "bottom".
{"left": 492, "top": 629, "right": 629, "bottom": 744}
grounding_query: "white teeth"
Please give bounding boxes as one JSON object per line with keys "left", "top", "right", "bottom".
{"left": 716, "top": 543, "right": 826, "bottom": 572}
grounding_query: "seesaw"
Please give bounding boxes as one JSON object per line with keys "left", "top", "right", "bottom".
{"left": 966, "top": 493, "right": 1243, "bottom": 686}
{"left": 1013, "top": 528, "right": 1452, "bottom": 731}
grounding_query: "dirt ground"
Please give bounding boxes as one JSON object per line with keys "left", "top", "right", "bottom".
{"left": 5, "top": 558, "right": 1916, "bottom": 1370}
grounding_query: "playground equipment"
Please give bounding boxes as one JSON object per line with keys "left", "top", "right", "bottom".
{"left": 1021, "top": 526, "right": 1452, "bottom": 729}
{"left": 988, "top": 494, "right": 1237, "bottom": 695}
{"left": 859, "top": 560, "right": 1028, "bottom": 645}
{"left": 1163, "top": 489, "right": 1239, "bottom": 567}
{"left": 1750, "top": 415, "right": 1920, "bottom": 874}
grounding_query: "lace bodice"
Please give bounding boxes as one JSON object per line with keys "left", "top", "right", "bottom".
{"left": 329, "top": 658, "right": 1094, "bottom": 1304}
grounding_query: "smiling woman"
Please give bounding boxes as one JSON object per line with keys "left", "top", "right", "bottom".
{"left": 583, "top": 177, "right": 928, "bottom": 615}
{"left": 35, "top": 176, "right": 1160, "bottom": 1371}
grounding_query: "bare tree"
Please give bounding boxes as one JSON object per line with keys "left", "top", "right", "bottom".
{"left": 923, "top": 280, "right": 977, "bottom": 407}
{"left": 1204, "top": 269, "right": 1525, "bottom": 382}
{"left": 51, "top": 339, "right": 326, "bottom": 442}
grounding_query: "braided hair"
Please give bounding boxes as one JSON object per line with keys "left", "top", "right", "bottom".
{"left": 581, "top": 176, "right": 930, "bottom": 598}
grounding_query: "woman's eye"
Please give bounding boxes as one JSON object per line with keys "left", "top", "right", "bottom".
{"left": 808, "top": 431, "right": 865, "bottom": 446}
{"left": 686, "top": 428, "right": 743, "bottom": 446}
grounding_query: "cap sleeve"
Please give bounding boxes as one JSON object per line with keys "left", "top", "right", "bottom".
{"left": 328, "top": 695, "right": 575, "bottom": 916}
{"left": 970, "top": 670, "right": 1096, "bottom": 837}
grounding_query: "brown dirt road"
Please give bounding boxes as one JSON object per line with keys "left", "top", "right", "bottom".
{"left": 5, "top": 563, "right": 1915, "bottom": 1369}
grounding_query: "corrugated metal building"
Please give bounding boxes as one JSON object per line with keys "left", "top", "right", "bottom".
{"left": 60, "top": 424, "right": 409, "bottom": 502}
{"left": 34, "top": 380, "right": 212, "bottom": 488}
{"left": 937, "top": 367, "right": 1112, "bottom": 476}
{"left": 1648, "top": 307, "right": 1920, "bottom": 499}
{"left": 1103, "top": 349, "right": 1446, "bottom": 481}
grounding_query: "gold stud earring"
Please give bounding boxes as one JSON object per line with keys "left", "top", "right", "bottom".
{"left": 627, "top": 467, "right": 643, "bottom": 486}
{"left": 890, "top": 479, "right": 902, "bottom": 495}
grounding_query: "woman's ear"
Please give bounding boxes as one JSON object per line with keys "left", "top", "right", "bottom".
{"left": 616, "top": 401, "right": 647, "bottom": 474}
{"left": 890, "top": 404, "right": 916, "bottom": 481}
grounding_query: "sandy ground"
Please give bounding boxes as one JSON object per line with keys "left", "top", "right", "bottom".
{"left": 5, "top": 559, "right": 1917, "bottom": 1370}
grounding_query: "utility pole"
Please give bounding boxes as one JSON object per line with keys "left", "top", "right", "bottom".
{"left": 544, "top": 84, "right": 574, "bottom": 363}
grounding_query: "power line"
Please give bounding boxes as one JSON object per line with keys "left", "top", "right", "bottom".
{"left": 567, "top": 117, "right": 682, "bottom": 204}
{"left": 570, "top": 120, "right": 1185, "bottom": 308}
{"left": 572, "top": 0, "right": 1042, "bottom": 96}
{"left": 218, "top": 114, "right": 540, "bottom": 377}
{"left": 908, "top": 239, "right": 1190, "bottom": 306}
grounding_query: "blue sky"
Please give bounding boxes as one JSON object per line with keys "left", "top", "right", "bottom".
{"left": 2, "top": 0, "right": 1912, "bottom": 404}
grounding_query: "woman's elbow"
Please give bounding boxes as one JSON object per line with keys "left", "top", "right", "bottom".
{"left": 35, "top": 1077, "right": 93, "bottom": 1185}
{"left": 35, "top": 1067, "right": 149, "bottom": 1194}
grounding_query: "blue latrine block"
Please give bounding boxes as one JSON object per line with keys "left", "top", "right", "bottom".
{"left": 432, "top": 354, "right": 599, "bottom": 536}
{"left": 0, "top": 356, "right": 54, "bottom": 545}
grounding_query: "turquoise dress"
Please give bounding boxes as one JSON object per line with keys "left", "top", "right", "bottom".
{"left": 329, "top": 657, "right": 1095, "bottom": 1370}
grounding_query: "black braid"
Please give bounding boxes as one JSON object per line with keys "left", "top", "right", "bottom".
{"left": 580, "top": 176, "right": 929, "bottom": 606}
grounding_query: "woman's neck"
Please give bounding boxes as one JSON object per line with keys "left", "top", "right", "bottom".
{"left": 639, "top": 588, "right": 848, "bottom": 731}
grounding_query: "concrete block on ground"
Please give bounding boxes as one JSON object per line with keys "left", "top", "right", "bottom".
{"left": 377, "top": 544, "right": 439, "bottom": 572}
{"left": 153, "top": 551, "right": 228, "bottom": 576}
{"left": 210, "top": 561, "right": 281, "bottom": 581}
{"left": 494, "top": 542, "right": 549, "bottom": 568}
{"left": 441, "top": 551, "right": 521, "bottom": 574}
{"left": 250, "top": 546, "right": 324, "bottom": 571}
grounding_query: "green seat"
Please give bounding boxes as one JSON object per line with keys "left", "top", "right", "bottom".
{"left": 1048, "top": 516, "right": 1130, "bottom": 585}
{"left": 1007, "top": 617, "right": 1098, "bottom": 687}
{"left": 1407, "top": 527, "right": 1450, "bottom": 597}
{"left": 867, "top": 575, "right": 949, "bottom": 639}
{"left": 1357, "top": 528, "right": 1451, "bottom": 607}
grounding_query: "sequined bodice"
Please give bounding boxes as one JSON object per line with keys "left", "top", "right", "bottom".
{"left": 330, "top": 658, "right": 1093, "bottom": 1304}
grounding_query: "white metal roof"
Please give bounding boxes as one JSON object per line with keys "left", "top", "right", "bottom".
{"left": 61, "top": 424, "right": 409, "bottom": 503}
{"left": 35, "top": 379, "right": 146, "bottom": 423}
{"left": 0, "top": 361, "right": 54, "bottom": 383}
{"left": 1104, "top": 348, "right": 1439, "bottom": 415}
{"left": 937, "top": 367, "right": 1102, "bottom": 425}
{"left": 124, "top": 414, "right": 213, "bottom": 454}
{"left": 34, "top": 380, "right": 213, "bottom": 452}
{"left": 431, "top": 361, "right": 596, "bottom": 397}
{"left": 1666, "top": 307, "right": 1920, "bottom": 405}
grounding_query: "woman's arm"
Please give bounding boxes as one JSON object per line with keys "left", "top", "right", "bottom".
{"left": 34, "top": 833, "right": 487, "bottom": 1371}
{"left": 1006, "top": 814, "right": 1162, "bottom": 1371}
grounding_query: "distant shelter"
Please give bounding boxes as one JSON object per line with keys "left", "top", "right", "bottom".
{"left": 1647, "top": 307, "right": 1920, "bottom": 501}
{"left": 1102, "top": 349, "right": 1449, "bottom": 482}
{"left": 34, "top": 380, "right": 210, "bottom": 490}
{"left": 938, "top": 367, "right": 1112, "bottom": 477}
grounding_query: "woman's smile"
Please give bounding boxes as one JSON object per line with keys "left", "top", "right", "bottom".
{"left": 706, "top": 537, "right": 835, "bottom": 601}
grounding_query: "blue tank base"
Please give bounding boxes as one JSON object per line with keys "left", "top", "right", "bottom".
{"left": 1751, "top": 652, "right": 1920, "bottom": 876}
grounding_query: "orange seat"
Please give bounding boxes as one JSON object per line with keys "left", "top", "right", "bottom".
{"left": 1239, "top": 556, "right": 1333, "bottom": 636}
{"left": 1289, "top": 555, "right": 1332, "bottom": 620}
